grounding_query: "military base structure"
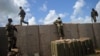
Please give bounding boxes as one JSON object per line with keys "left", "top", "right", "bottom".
{"left": 0, "top": 23, "right": 100, "bottom": 56}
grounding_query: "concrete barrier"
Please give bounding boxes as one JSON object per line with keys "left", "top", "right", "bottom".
{"left": 0, "top": 27, "right": 7, "bottom": 56}
{"left": 16, "top": 25, "right": 40, "bottom": 55}
{"left": 63, "top": 24, "right": 79, "bottom": 39}
{"left": 39, "top": 25, "right": 58, "bottom": 56}
{"left": 0, "top": 23, "right": 100, "bottom": 56}
{"left": 93, "top": 23, "right": 100, "bottom": 49}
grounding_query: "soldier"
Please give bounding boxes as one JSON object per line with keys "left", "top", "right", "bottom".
{"left": 6, "top": 18, "right": 18, "bottom": 52}
{"left": 18, "top": 6, "right": 28, "bottom": 25}
{"left": 54, "top": 17, "right": 64, "bottom": 39}
{"left": 91, "top": 8, "right": 98, "bottom": 23}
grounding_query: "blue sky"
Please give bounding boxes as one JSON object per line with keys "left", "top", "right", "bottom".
{"left": 28, "top": 0, "right": 100, "bottom": 24}
{"left": 0, "top": 0, "right": 100, "bottom": 26}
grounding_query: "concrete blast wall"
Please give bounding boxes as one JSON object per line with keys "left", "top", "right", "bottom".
{"left": 0, "top": 23, "right": 100, "bottom": 56}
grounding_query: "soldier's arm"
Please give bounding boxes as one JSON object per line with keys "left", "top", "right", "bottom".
{"left": 18, "top": 10, "right": 22, "bottom": 16}
{"left": 96, "top": 11, "right": 98, "bottom": 17}
{"left": 18, "top": 10, "right": 20, "bottom": 15}
{"left": 91, "top": 12, "right": 93, "bottom": 17}
{"left": 54, "top": 20, "right": 58, "bottom": 25}
{"left": 5, "top": 25, "right": 8, "bottom": 31}
{"left": 5, "top": 24, "right": 9, "bottom": 31}
{"left": 54, "top": 21, "right": 56, "bottom": 24}
{"left": 13, "top": 26, "right": 18, "bottom": 32}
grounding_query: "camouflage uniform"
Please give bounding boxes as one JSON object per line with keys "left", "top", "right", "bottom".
{"left": 19, "top": 6, "right": 28, "bottom": 25}
{"left": 6, "top": 19, "right": 17, "bottom": 52}
{"left": 54, "top": 17, "right": 64, "bottom": 38}
{"left": 91, "top": 8, "right": 98, "bottom": 23}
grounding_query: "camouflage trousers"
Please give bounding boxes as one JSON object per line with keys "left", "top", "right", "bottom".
{"left": 8, "top": 36, "right": 17, "bottom": 52}
{"left": 20, "top": 16, "right": 28, "bottom": 25}
{"left": 57, "top": 26, "right": 64, "bottom": 38}
{"left": 92, "top": 16, "right": 97, "bottom": 23}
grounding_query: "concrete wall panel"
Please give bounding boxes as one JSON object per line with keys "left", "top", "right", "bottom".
{"left": 63, "top": 24, "right": 79, "bottom": 39}
{"left": 0, "top": 23, "right": 100, "bottom": 56}
{"left": 26, "top": 26, "right": 40, "bottom": 55}
{"left": 39, "top": 25, "right": 58, "bottom": 56}
{"left": 93, "top": 23, "right": 100, "bottom": 49}
{"left": 78, "top": 24, "right": 93, "bottom": 38}
{"left": 16, "top": 25, "right": 40, "bottom": 55}
{"left": 16, "top": 26, "right": 27, "bottom": 54}
{"left": 78, "top": 24, "right": 96, "bottom": 48}
{"left": 0, "top": 27, "right": 7, "bottom": 56}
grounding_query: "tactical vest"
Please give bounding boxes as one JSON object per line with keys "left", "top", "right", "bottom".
{"left": 6, "top": 23, "right": 15, "bottom": 37}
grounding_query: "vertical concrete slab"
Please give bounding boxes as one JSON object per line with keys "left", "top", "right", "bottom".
{"left": 16, "top": 25, "right": 40, "bottom": 56}
{"left": 63, "top": 24, "right": 79, "bottom": 39}
{"left": 25, "top": 26, "right": 40, "bottom": 56}
{"left": 0, "top": 23, "right": 100, "bottom": 56}
{"left": 0, "top": 27, "right": 7, "bottom": 56}
{"left": 78, "top": 23, "right": 96, "bottom": 48}
{"left": 93, "top": 23, "right": 100, "bottom": 49}
{"left": 16, "top": 26, "right": 27, "bottom": 54}
{"left": 78, "top": 24, "right": 92, "bottom": 37}
{"left": 39, "top": 25, "right": 58, "bottom": 56}
{"left": 52, "top": 25, "right": 59, "bottom": 40}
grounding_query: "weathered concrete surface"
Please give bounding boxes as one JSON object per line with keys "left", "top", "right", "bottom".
{"left": 39, "top": 25, "right": 58, "bottom": 56}
{"left": 16, "top": 26, "right": 27, "bottom": 54}
{"left": 0, "top": 23, "right": 100, "bottom": 56}
{"left": 16, "top": 25, "right": 40, "bottom": 56}
{"left": 63, "top": 24, "right": 79, "bottom": 39}
{"left": 93, "top": 23, "right": 100, "bottom": 49}
{"left": 78, "top": 23, "right": 96, "bottom": 47}
{"left": 0, "top": 27, "right": 7, "bottom": 56}
{"left": 78, "top": 23, "right": 94, "bottom": 38}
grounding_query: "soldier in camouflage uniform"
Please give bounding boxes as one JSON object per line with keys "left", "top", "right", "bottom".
{"left": 54, "top": 17, "right": 64, "bottom": 39}
{"left": 91, "top": 8, "right": 98, "bottom": 23}
{"left": 18, "top": 6, "right": 28, "bottom": 25}
{"left": 6, "top": 18, "right": 17, "bottom": 52}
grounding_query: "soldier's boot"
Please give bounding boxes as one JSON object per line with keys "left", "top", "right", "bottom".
{"left": 26, "top": 22, "right": 29, "bottom": 26}
{"left": 60, "top": 37, "right": 63, "bottom": 40}
{"left": 8, "top": 41, "right": 12, "bottom": 52}
{"left": 23, "top": 21, "right": 29, "bottom": 26}
{"left": 94, "top": 19, "right": 96, "bottom": 23}
{"left": 12, "top": 38, "right": 17, "bottom": 48}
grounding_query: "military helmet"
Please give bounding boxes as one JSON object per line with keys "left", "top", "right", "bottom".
{"left": 8, "top": 18, "right": 12, "bottom": 22}
{"left": 92, "top": 8, "right": 95, "bottom": 11}
{"left": 58, "top": 17, "right": 61, "bottom": 19}
{"left": 19, "top": 6, "right": 22, "bottom": 9}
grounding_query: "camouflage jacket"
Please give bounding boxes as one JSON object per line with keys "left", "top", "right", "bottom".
{"left": 91, "top": 10, "right": 98, "bottom": 17}
{"left": 54, "top": 19, "right": 63, "bottom": 27}
{"left": 6, "top": 23, "right": 17, "bottom": 37}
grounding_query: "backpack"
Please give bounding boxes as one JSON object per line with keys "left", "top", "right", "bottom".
{"left": 95, "top": 11, "right": 98, "bottom": 16}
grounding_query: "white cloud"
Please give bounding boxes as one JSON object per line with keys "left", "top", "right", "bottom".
{"left": 96, "top": 1, "right": 100, "bottom": 22}
{"left": 25, "top": 8, "right": 30, "bottom": 12}
{"left": 0, "top": 0, "right": 36, "bottom": 27}
{"left": 39, "top": 10, "right": 66, "bottom": 24}
{"left": 73, "top": 0, "right": 85, "bottom": 16}
{"left": 70, "top": 0, "right": 92, "bottom": 23}
{"left": 71, "top": 16, "right": 91, "bottom": 23}
{"left": 13, "top": 0, "right": 29, "bottom": 7}
{"left": 28, "top": 17, "right": 36, "bottom": 25}
{"left": 71, "top": 0, "right": 85, "bottom": 23}
{"left": 70, "top": 0, "right": 100, "bottom": 23}
{"left": 0, "top": 0, "right": 19, "bottom": 26}
{"left": 40, "top": 2, "right": 47, "bottom": 12}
